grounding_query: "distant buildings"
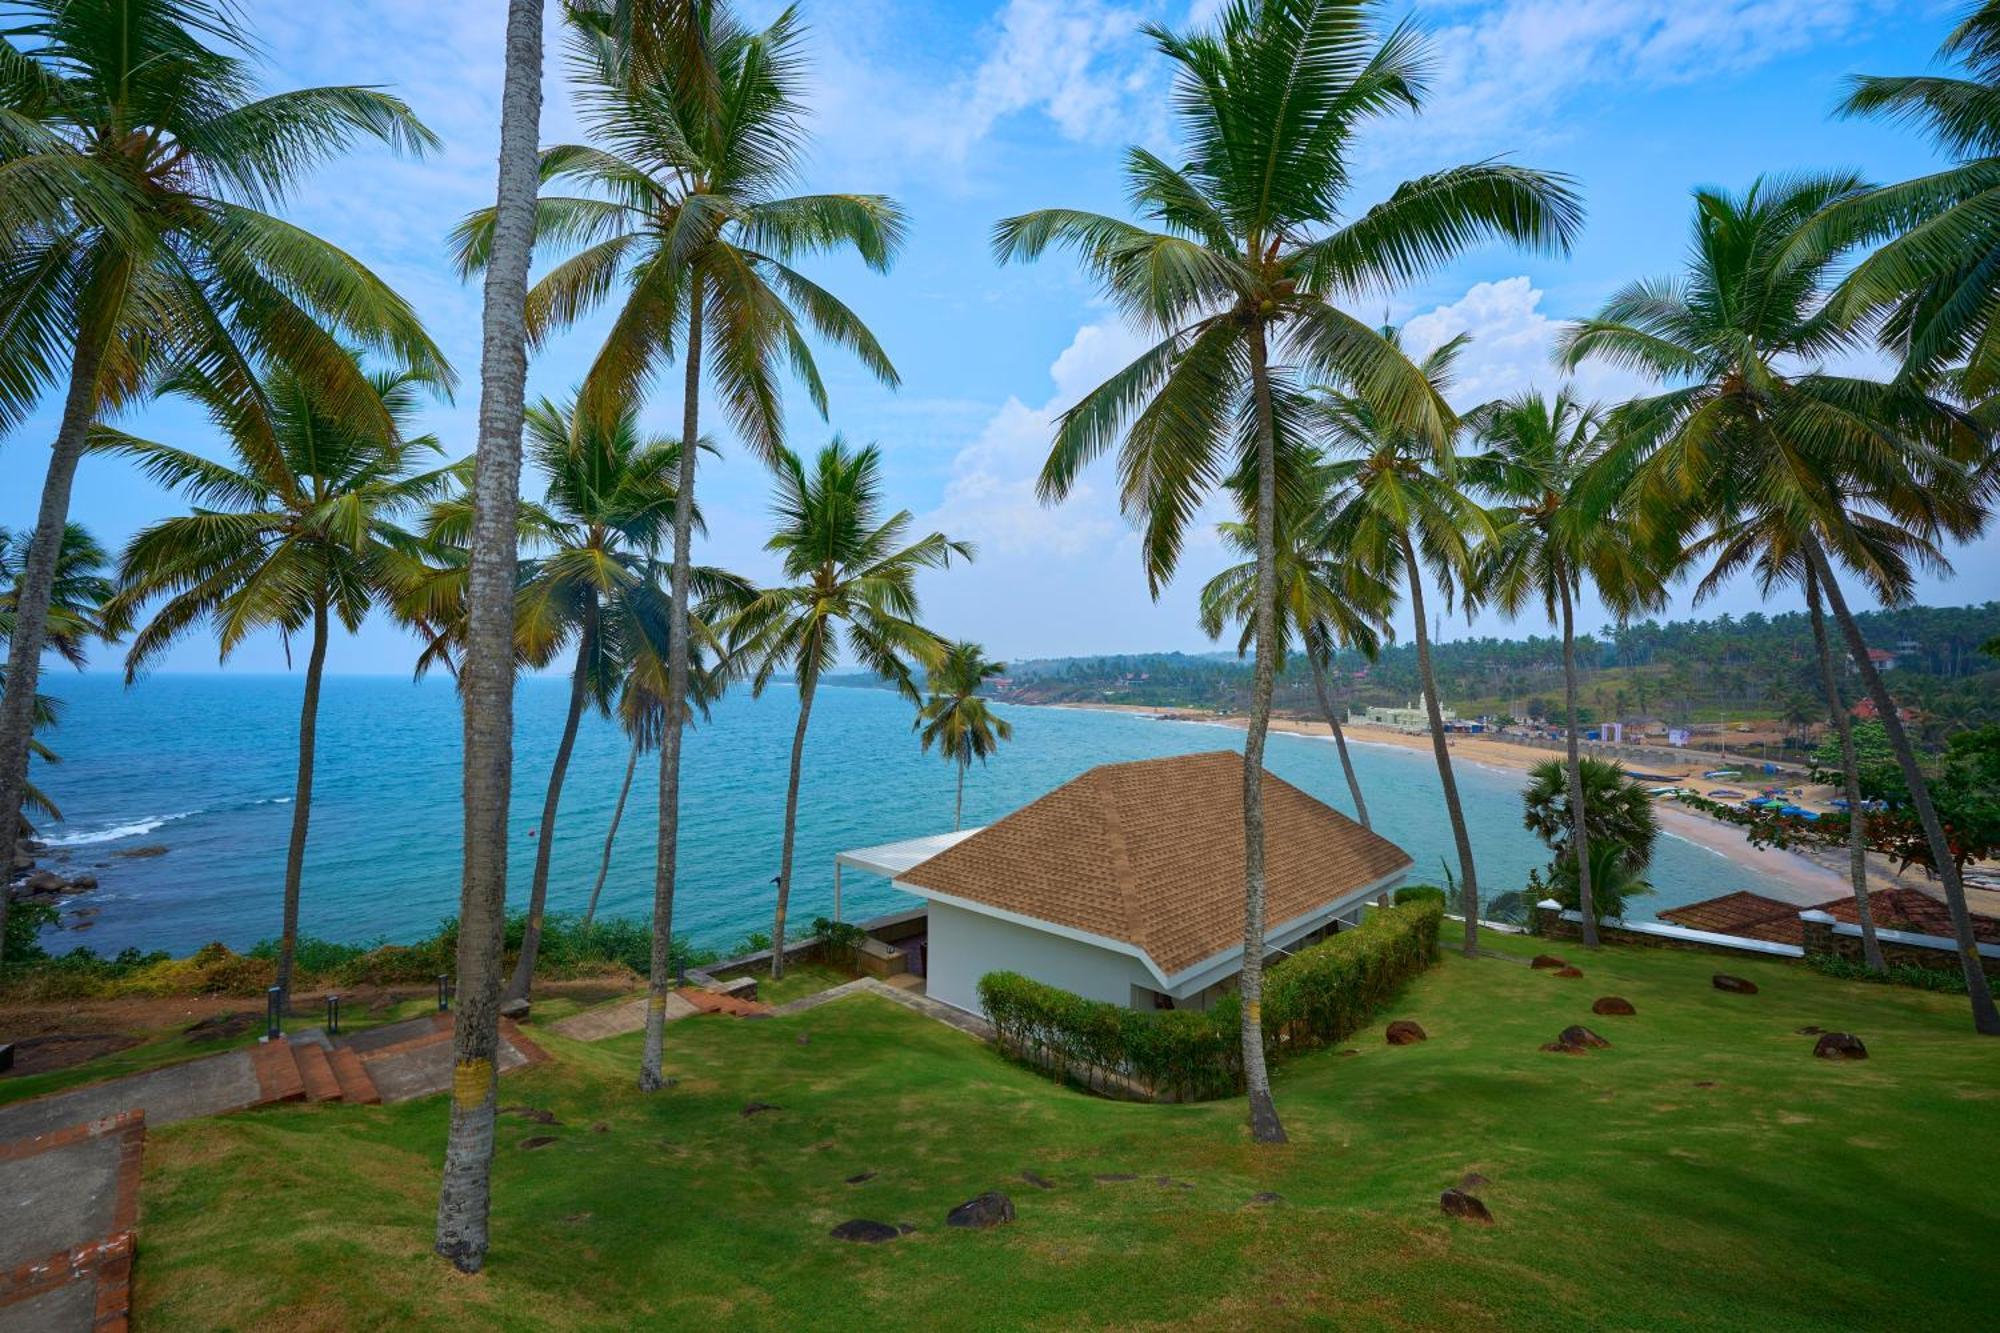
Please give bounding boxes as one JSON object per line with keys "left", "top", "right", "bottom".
{"left": 1357, "top": 696, "right": 1455, "bottom": 733}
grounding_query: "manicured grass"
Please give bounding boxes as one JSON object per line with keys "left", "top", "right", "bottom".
{"left": 717, "top": 959, "right": 856, "bottom": 1007}
{"left": 130, "top": 935, "right": 1996, "bottom": 1329}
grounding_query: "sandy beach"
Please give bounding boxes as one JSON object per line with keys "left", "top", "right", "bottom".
{"left": 1035, "top": 700, "right": 1879, "bottom": 909}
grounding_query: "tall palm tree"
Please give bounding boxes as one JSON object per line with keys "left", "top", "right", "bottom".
{"left": 1805, "top": 564, "right": 1885, "bottom": 971}
{"left": 729, "top": 439, "right": 968, "bottom": 979}
{"left": 436, "top": 0, "right": 544, "bottom": 1277}
{"left": 455, "top": 2, "right": 907, "bottom": 1092}
{"left": 992, "top": 0, "right": 1580, "bottom": 1144}
{"left": 1824, "top": 1, "right": 2000, "bottom": 391}
{"left": 0, "top": 524, "right": 120, "bottom": 853}
{"left": 1560, "top": 174, "right": 1998, "bottom": 1033}
{"left": 498, "top": 398, "right": 689, "bottom": 1003}
{"left": 1472, "top": 390, "right": 1664, "bottom": 947}
{"left": 0, "top": 0, "right": 449, "bottom": 925}
{"left": 915, "top": 641, "right": 1013, "bottom": 831}
{"left": 1198, "top": 450, "right": 1393, "bottom": 830}
{"left": 1317, "top": 333, "right": 1496, "bottom": 958}
{"left": 95, "top": 361, "right": 449, "bottom": 1002}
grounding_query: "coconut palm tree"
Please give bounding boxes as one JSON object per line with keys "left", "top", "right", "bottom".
{"left": 1521, "top": 755, "right": 1660, "bottom": 907}
{"left": 992, "top": 0, "right": 1580, "bottom": 1144}
{"left": 0, "top": 0, "right": 449, "bottom": 920}
{"left": 0, "top": 524, "right": 120, "bottom": 855}
{"left": 1559, "top": 174, "right": 1998, "bottom": 1033}
{"left": 95, "top": 360, "right": 449, "bottom": 1002}
{"left": 436, "top": 0, "right": 544, "bottom": 1277}
{"left": 1198, "top": 445, "right": 1394, "bottom": 830}
{"left": 1805, "top": 564, "right": 1885, "bottom": 971}
{"left": 915, "top": 641, "right": 1013, "bottom": 831}
{"left": 1824, "top": 1, "right": 2000, "bottom": 391}
{"left": 453, "top": 1, "right": 907, "bottom": 1092}
{"left": 1471, "top": 390, "right": 1665, "bottom": 947}
{"left": 729, "top": 439, "right": 969, "bottom": 979}
{"left": 1317, "top": 333, "right": 1497, "bottom": 959}
{"left": 496, "top": 398, "right": 693, "bottom": 1003}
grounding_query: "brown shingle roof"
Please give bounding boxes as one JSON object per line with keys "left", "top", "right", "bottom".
{"left": 897, "top": 751, "right": 1413, "bottom": 977}
{"left": 1658, "top": 885, "right": 2000, "bottom": 947}
{"left": 1658, "top": 891, "right": 1805, "bottom": 944}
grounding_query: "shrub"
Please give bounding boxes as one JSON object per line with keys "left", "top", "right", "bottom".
{"left": 1393, "top": 885, "right": 1446, "bottom": 909}
{"left": 1807, "top": 953, "right": 1970, "bottom": 994}
{"left": 3, "top": 897, "right": 60, "bottom": 964}
{"left": 978, "top": 901, "right": 1443, "bottom": 1101}
{"left": 810, "top": 916, "right": 867, "bottom": 968}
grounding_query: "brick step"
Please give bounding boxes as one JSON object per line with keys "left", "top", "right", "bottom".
{"left": 248, "top": 1040, "right": 306, "bottom": 1105}
{"left": 328, "top": 1047, "right": 381, "bottom": 1106}
{"left": 293, "top": 1042, "right": 342, "bottom": 1103}
{"left": 675, "top": 986, "right": 775, "bottom": 1017}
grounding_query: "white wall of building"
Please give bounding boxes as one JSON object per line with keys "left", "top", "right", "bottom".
{"left": 924, "top": 899, "right": 1157, "bottom": 1016}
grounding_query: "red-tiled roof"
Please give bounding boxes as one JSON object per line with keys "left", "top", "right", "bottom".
{"left": 899, "top": 751, "right": 1413, "bottom": 976}
{"left": 1824, "top": 887, "right": 2000, "bottom": 944}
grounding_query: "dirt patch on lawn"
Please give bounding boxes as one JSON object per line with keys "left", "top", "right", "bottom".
{"left": 0, "top": 1031, "right": 144, "bottom": 1076}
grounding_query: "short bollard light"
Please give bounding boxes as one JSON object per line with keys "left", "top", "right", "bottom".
{"left": 264, "top": 985, "right": 283, "bottom": 1042}
{"left": 326, "top": 994, "right": 342, "bottom": 1036}
{"left": 437, "top": 973, "right": 451, "bottom": 1012}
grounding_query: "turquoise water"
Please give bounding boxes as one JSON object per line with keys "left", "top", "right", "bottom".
{"left": 27, "top": 673, "right": 1775, "bottom": 957}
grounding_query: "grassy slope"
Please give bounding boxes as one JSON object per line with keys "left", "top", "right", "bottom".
{"left": 131, "top": 934, "right": 1996, "bottom": 1330}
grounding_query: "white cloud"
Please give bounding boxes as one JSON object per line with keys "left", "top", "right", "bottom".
{"left": 1400, "top": 275, "right": 1650, "bottom": 409}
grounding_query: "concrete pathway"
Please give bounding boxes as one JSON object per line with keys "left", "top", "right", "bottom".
{"left": 0, "top": 1047, "right": 262, "bottom": 1144}
{"left": 0, "top": 1111, "right": 142, "bottom": 1331}
{"left": 772, "top": 977, "right": 995, "bottom": 1042}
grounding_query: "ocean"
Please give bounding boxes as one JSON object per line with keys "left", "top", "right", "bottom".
{"left": 25, "top": 673, "right": 1787, "bottom": 957}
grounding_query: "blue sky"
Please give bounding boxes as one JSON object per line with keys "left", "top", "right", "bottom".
{"left": 4, "top": 0, "right": 1990, "bottom": 676}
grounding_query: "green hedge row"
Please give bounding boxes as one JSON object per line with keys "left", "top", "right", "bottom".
{"left": 977, "top": 900, "right": 1442, "bottom": 1101}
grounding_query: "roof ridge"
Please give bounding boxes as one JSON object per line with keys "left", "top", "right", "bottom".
{"left": 1091, "top": 765, "right": 1147, "bottom": 955}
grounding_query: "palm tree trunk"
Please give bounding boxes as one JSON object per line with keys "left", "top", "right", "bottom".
{"left": 770, "top": 673, "right": 817, "bottom": 981}
{"left": 507, "top": 619, "right": 594, "bottom": 1002}
{"left": 1401, "top": 535, "right": 1480, "bottom": 957}
{"left": 954, "top": 754, "right": 966, "bottom": 832}
{"left": 582, "top": 739, "right": 640, "bottom": 930}
{"left": 1805, "top": 567, "right": 1883, "bottom": 972}
{"left": 436, "top": 0, "right": 541, "bottom": 1276}
{"left": 1803, "top": 539, "right": 1998, "bottom": 1033}
{"left": 275, "top": 598, "right": 331, "bottom": 1002}
{"left": 640, "top": 276, "right": 704, "bottom": 1092}
{"left": 1559, "top": 579, "right": 1598, "bottom": 947}
{"left": 1309, "top": 659, "right": 1370, "bottom": 829}
{"left": 1240, "top": 325, "right": 1286, "bottom": 1145}
{"left": 0, "top": 329, "right": 107, "bottom": 971}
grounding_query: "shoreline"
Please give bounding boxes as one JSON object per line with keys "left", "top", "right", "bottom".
{"left": 1026, "top": 699, "right": 1870, "bottom": 909}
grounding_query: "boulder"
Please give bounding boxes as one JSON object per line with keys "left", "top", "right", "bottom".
{"left": 829, "top": 1218, "right": 900, "bottom": 1244}
{"left": 1458, "top": 1172, "right": 1490, "bottom": 1190}
{"left": 1795, "top": 1025, "right": 1825, "bottom": 1035}
{"left": 1554, "top": 966, "right": 1584, "bottom": 979}
{"left": 1813, "top": 1032, "right": 1868, "bottom": 1061}
{"left": 1540, "top": 1041, "right": 1587, "bottom": 1056}
{"left": 844, "top": 1171, "right": 876, "bottom": 1185}
{"left": 498, "top": 997, "right": 531, "bottom": 1021}
{"left": 1712, "top": 974, "right": 1759, "bottom": 995}
{"left": 1558, "top": 1025, "right": 1610, "bottom": 1049}
{"left": 1246, "top": 1191, "right": 1284, "bottom": 1206}
{"left": 1592, "top": 996, "right": 1636, "bottom": 1016}
{"left": 1530, "top": 954, "right": 1567, "bottom": 970}
{"left": 63, "top": 872, "right": 98, "bottom": 893}
{"left": 1385, "top": 1020, "right": 1428, "bottom": 1046}
{"left": 1440, "top": 1188, "right": 1494, "bottom": 1224}
{"left": 740, "top": 1100, "right": 782, "bottom": 1117}
{"left": 22, "top": 869, "right": 64, "bottom": 894}
{"left": 519, "top": 1135, "right": 558, "bottom": 1151}
{"left": 946, "top": 1191, "right": 1015, "bottom": 1229}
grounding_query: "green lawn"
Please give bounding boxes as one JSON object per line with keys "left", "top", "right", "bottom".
{"left": 712, "top": 958, "right": 857, "bottom": 1007}
{"left": 130, "top": 934, "right": 1997, "bottom": 1330}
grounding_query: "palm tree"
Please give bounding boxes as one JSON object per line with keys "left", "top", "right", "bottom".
{"left": 0, "top": 0, "right": 449, "bottom": 921}
{"left": 498, "top": 398, "right": 689, "bottom": 1003}
{"left": 992, "top": 0, "right": 1580, "bottom": 1144}
{"left": 1804, "top": 565, "right": 1885, "bottom": 971}
{"left": 1317, "top": 333, "right": 1497, "bottom": 958}
{"left": 1198, "top": 451, "right": 1393, "bottom": 830}
{"left": 1823, "top": 2, "right": 2000, "bottom": 391}
{"left": 1472, "top": 390, "right": 1664, "bottom": 947}
{"left": 435, "top": 0, "right": 544, "bottom": 1277}
{"left": 454, "top": 2, "right": 907, "bottom": 1093}
{"left": 1521, "top": 755, "right": 1660, "bottom": 897}
{"left": 915, "top": 641, "right": 1013, "bottom": 831}
{"left": 95, "top": 361, "right": 449, "bottom": 1002}
{"left": 0, "top": 524, "right": 120, "bottom": 854}
{"left": 1559, "top": 174, "right": 1998, "bottom": 1033}
{"left": 729, "top": 439, "right": 968, "bottom": 979}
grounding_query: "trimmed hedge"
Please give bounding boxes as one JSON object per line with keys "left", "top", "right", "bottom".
{"left": 978, "top": 900, "right": 1443, "bottom": 1101}
{"left": 1393, "top": 884, "right": 1447, "bottom": 909}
